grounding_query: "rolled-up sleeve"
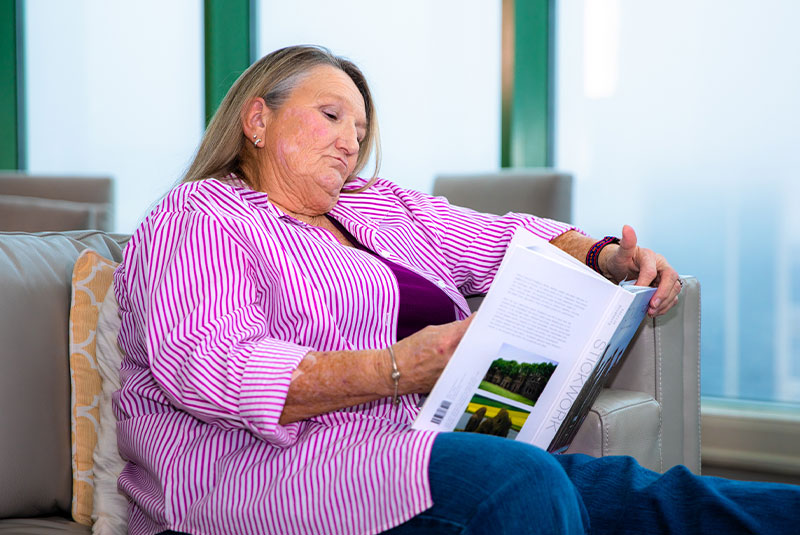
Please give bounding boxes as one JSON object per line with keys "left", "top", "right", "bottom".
{"left": 133, "top": 210, "right": 309, "bottom": 447}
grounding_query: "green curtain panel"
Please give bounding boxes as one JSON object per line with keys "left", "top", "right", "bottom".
{"left": 204, "top": 0, "right": 252, "bottom": 123}
{"left": 0, "top": 0, "right": 21, "bottom": 169}
{"left": 502, "top": 0, "right": 552, "bottom": 168}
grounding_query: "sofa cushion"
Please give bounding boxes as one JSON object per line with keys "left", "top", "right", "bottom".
{"left": 69, "top": 250, "right": 119, "bottom": 525}
{"left": 0, "top": 231, "right": 126, "bottom": 519}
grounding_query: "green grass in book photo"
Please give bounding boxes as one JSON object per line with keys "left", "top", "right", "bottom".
{"left": 481, "top": 352, "right": 558, "bottom": 409}
{"left": 478, "top": 380, "right": 537, "bottom": 405}
{"left": 455, "top": 394, "right": 531, "bottom": 439}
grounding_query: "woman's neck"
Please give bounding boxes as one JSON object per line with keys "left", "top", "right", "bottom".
{"left": 269, "top": 199, "right": 328, "bottom": 226}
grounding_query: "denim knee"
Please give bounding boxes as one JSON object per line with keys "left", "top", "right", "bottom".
{"left": 427, "top": 433, "right": 589, "bottom": 535}
{"left": 495, "top": 442, "right": 586, "bottom": 514}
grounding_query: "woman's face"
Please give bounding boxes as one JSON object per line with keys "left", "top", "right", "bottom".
{"left": 258, "top": 65, "right": 367, "bottom": 216}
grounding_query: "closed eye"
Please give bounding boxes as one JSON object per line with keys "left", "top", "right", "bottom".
{"left": 322, "top": 110, "right": 337, "bottom": 120}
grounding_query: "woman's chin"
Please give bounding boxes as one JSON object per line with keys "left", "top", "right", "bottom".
{"left": 317, "top": 174, "right": 345, "bottom": 195}
{"left": 311, "top": 186, "right": 342, "bottom": 213}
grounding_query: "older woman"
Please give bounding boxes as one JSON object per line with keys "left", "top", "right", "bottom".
{"left": 115, "top": 46, "right": 799, "bottom": 535}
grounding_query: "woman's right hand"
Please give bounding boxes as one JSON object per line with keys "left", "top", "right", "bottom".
{"left": 389, "top": 315, "right": 475, "bottom": 395}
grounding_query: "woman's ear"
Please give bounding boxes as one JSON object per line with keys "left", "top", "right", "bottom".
{"left": 241, "top": 97, "right": 270, "bottom": 143}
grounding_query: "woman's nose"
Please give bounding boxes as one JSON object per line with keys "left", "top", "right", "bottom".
{"left": 336, "top": 124, "right": 359, "bottom": 155}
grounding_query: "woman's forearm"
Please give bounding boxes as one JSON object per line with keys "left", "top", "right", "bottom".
{"left": 279, "top": 318, "right": 472, "bottom": 425}
{"left": 279, "top": 348, "right": 395, "bottom": 425}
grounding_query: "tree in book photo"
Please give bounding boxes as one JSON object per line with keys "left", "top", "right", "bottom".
{"left": 480, "top": 356, "right": 558, "bottom": 408}
{"left": 455, "top": 395, "right": 530, "bottom": 439}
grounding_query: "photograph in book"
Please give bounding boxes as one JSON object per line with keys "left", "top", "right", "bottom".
{"left": 454, "top": 344, "right": 557, "bottom": 439}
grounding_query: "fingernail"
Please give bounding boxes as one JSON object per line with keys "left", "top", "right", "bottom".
{"left": 652, "top": 298, "right": 661, "bottom": 308}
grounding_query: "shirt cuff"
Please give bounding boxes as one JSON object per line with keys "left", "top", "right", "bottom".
{"left": 238, "top": 339, "right": 312, "bottom": 447}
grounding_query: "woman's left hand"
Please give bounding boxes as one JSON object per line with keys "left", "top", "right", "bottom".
{"left": 601, "top": 225, "right": 682, "bottom": 317}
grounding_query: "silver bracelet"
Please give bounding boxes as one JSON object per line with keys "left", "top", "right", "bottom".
{"left": 387, "top": 345, "right": 401, "bottom": 406}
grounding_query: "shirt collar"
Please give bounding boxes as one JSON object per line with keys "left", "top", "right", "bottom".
{"left": 218, "top": 173, "right": 385, "bottom": 229}
{"left": 216, "top": 174, "right": 296, "bottom": 221}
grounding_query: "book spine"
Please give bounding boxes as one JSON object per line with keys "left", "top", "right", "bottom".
{"left": 532, "top": 289, "right": 635, "bottom": 449}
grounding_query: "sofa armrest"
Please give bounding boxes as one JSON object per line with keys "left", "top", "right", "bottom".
{"left": 565, "top": 389, "right": 661, "bottom": 472}
{"left": 608, "top": 276, "right": 702, "bottom": 473}
{"left": 466, "top": 277, "right": 701, "bottom": 474}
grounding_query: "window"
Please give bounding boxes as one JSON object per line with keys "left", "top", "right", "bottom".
{"left": 24, "top": 0, "right": 204, "bottom": 233}
{"left": 555, "top": 0, "right": 800, "bottom": 404}
{"left": 255, "top": 0, "right": 502, "bottom": 194}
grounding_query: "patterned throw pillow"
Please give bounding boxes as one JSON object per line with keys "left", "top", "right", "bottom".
{"left": 69, "top": 249, "right": 119, "bottom": 525}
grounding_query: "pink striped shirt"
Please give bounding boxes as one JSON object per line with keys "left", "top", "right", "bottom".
{"left": 113, "top": 176, "right": 575, "bottom": 535}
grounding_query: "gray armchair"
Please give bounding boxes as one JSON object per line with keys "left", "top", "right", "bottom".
{"left": 434, "top": 169, "right": 701, "bottom": 474}
{"left": 0, "top": 173, "right": 113, "bottom": 232}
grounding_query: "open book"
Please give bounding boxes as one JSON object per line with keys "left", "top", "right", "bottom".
{"left": 412, "top": 228, "right": 656, "bottom": 453}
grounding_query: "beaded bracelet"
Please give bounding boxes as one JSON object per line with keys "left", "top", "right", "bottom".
{"left": 586, "top": 236, "right": 620, "bottom": 275}
{"left": 387, "top": 346, "right": 401, "bottom": 406}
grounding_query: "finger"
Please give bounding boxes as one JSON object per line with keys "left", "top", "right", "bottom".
{"left": 661, "top": 279, "right": 683, "bottom": 314}
{"left": 652, "top": 295, "right": 680, "bottom": 317}
{"left": 451, "top": 312, "right": 476, "bottom": 326}
{"left": 618, "top": 224, "right": 638, "bottom": 256}
{"left": 647, "top": 265, "right": 679, "bottom": 316}
{"left": 439, "top": 314, "right": 477, "bottom": 346}
{"left": 636, "top": 248, "right": 659, "bottom": 287}
{"left": 666, "top": 295, "right": 680, "bottom": 313}
{"left": 457, "top": 313, "right": 476, "bottom": 332}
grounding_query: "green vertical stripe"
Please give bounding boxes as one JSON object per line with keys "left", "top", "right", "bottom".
{"left": 500, "top": 0, "right": 514, "bottom": 168}
{"left": 0, "top": 0, "right": 19, "bottom": 169}
{"left": 501, "top": 0, "right": 552, "bottom": 168}
{"left": 204, "top": 0, "right": 252, "bottom": 124}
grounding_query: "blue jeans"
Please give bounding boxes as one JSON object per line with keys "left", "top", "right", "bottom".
{"left": 159, "top": 432, "right": 800, "bottom": 534}
{"left": 381, "top": 432, "right": 800, "bottom": 535}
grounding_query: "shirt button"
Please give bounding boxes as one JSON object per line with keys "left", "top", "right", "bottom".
{"left": 435, "top": 280, "right": 447, "bottom": 289}
{"left": 379, "top": 249, "right": 392, "bottom": 259}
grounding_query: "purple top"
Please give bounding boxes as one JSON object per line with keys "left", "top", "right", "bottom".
{"left": 327, "top": 216, "right": 457, "bottom": 339}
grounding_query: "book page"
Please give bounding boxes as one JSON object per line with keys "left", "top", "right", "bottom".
{"left": 412, "top": 241, "right": 620, "bottom": 438}
{"left": 514, "top": 234, "right": 608, "bottom": 282}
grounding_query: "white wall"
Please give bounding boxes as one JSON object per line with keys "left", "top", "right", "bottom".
{"left": 556, "top": 0, "right": 800, "bottom": 403}
{"left": 255, "top": 0, "right": 502, "bottom": 194}
{"left": 25, "top": 0, "right": 204, "bottom": 233}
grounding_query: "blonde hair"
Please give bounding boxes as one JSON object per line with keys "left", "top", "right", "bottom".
{"left": 183, "top": 45, "right": 381, "bottom": 191}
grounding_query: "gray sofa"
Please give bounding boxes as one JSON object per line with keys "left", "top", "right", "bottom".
{"left": 0, "top": 171, "right": 701, "bottom": 533}
{"left": 1, "top": 231, "right": 127, "bottom": 534}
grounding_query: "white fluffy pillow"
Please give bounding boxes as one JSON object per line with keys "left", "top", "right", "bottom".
{"left": 91, "top": 287, "right": 129, "bottom": 535}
